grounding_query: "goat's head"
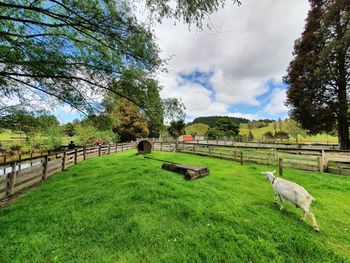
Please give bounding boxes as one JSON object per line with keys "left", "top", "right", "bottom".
{"left": 261, "top": 170, "right": 276, "bottom": 181}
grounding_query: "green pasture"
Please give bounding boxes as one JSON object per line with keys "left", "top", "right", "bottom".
{"left": 0, "top": 150, "right": 349, "bottom": 262}
{"left": 240, "top": 123, "right": 338, "bottom": 144}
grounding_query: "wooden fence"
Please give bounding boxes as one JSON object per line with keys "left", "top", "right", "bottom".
{"left": 0, "top": 142, "right": 135, "bottom": 201}
{"left": 152, "top": 141, "right": 350, "bottom": 176}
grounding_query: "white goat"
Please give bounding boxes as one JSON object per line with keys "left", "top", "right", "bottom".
{"left": 261, "top": 170, "right": 319, "bottom": 232}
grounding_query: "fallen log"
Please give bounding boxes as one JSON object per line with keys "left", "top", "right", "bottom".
{"left": 161, "top": 163, "right": 210, "bottom": 180}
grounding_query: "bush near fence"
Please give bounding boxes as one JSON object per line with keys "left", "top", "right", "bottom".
{"left": 0, "top": 142, "right": 135, "bottom": 201}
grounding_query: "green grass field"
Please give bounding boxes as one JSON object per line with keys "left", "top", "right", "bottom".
{"left": 1, "top": 150, "right": 349, "bottom": 262}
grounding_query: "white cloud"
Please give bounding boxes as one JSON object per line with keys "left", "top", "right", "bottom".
{"left": 150, "top": 0, "right": 310, "bottom": 120}
{"left": 264, "top": 88, "right": 289, "bottom": 115}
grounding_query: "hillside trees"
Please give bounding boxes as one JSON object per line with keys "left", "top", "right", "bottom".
{"left": 284, "top": 0, "right": 350, "bottom": 149}
{"left": 206, "top": 117, "right": 239, "bottom": 138}
{"left": 185, "top": 123, "right": 209, "bottom": 136}
{"left": 168, "top": 120, "right": 186, "bottom": 138}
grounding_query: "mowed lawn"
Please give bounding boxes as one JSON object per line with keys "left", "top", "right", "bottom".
{"left": 0, "top": 151, "right": 350, "bottom": 262}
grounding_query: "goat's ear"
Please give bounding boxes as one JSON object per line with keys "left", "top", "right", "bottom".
{"left": 272, "top": 170, "right": 276, "bottom": 174}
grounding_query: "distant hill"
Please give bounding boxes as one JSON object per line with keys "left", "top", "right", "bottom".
{"left": 192, "top": 116, "right": 249, "bottom": 127}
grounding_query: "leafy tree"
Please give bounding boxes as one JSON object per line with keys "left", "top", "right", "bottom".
{"left": 274, "top": 131, "right": 289, "bottom": 141}
{"left": 0, "top": 0, "right": 241, "bottom": 116}
{"left": 45, "top": 126, "right": 64, "bottom": 150}
{"left": 111, "top": 98, "right": 149, "bottom": 142}
{"left": 185, "top": 123, "right": 209, "bottom": 136}
{"left": 193, "top": 116, "right": 249, "bottom": 127}
{"left": 248, "top": 131, "right": 254, "bottom": 142}
{"left": 64, "top": 123, "right": 77, "bottom": 137}
{"left": 206, "top": 128, "right": 225, "bottom": 139}
{"left": 286, "top": 118, "right": 306, "bottom": 143}
{"left": 36, "top": 113, "right": 60, "bottom": 132}
{"left": 162, "top": 98, "right": 186, "bottom": 122}
{"left": 284, "top": 0, "right": 350, "bottom": 149}
{"left": 168, "top": 120, "right": 186, "bottom": 138}
{"left": 214, "top": 117, "right": 239, "bottom": 138}
{"left": 0, "top": 0, "right": 161, "bottom": 115}
{"left": 142, "top": 0, "right": 241, "bottom": 28}
{"left": 0, "top": 108, "right": 38, "bottom": 136}
{"left": 263, "top": 131, "right": 274, "bottom": 141}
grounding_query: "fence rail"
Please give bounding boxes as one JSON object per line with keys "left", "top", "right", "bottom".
{"left": 152, "top": 141, "right": 350, "bottom": 175}
{"left": 0, "top": 142, "right": 136, "bottom": 202}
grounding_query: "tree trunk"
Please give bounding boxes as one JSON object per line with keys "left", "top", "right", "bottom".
{"left": 337, "top": 90, "right": 349, "bottom": 149}
{"left": 336, "top": 52, "right": 349, "bottom": 149}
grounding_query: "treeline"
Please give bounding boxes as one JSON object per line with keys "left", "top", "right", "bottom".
{"left": 191, "top": 116, "right": 275, "bottom": 128}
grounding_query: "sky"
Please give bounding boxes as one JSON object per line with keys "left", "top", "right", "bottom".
{"left": 55, "top": 0, "right": 310, "bottom": 123}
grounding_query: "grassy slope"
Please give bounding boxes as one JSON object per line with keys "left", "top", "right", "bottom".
{"left": 0, "top": 150, "right": 349, "bottom": 262}
{"left": 240, "top": 123, "right": 338, "bottom": 143}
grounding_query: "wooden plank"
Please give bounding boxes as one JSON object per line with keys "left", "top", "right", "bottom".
{"left": 14, "top": 176, "right": 42, "bottom": 193}
{"left": 48, "top": 158, "right": 62, "bottom": 167}
{"left": 0, "top": 191, "right": 7, "bottom": 200}
{"left": 283, "top": 164, "right": 318, "bottom": 172}
{"left": 47, "top": 163, "right": 61, "bottom": 174}
{"left": 16, "top": 171, "right": 43, "bottom": 185}
{"left": 276, "top": 152, "right": 319, "bottom": 160}
{"left": 65, "top": 159, "right": 75, "bottom": 164}
{"left": 282, "top": 159, "right": 318, "bottom": 166}
{"left": 16, "top": 165, "right": 43, "bottom": 176}
{"left": 325, "top": 156, "right": 350, "bottom": 162}
{"left": 47, "top": 167, "right": 61, "bottom": 177}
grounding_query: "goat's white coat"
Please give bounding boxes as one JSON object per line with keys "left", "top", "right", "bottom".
{"left": 262, "top": 170, "right": 319, "bottom": 231}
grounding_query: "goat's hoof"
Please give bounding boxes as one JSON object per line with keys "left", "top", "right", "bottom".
{"left": 279, "top": 207, "right": 284, "bottom": 211}
{"left": 274, "top": 201, "right": 278, "bottom": 204}
{"left": 314, "top": 226, "right": 320, "bottom": 232}
{"left": 300, "top": 217, "right": 304, "bottom": 221}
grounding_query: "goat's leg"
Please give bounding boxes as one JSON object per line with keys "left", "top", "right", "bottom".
{"left": 300, "top": 211, "right": 307, "bottom": 221}
{"left": 307, "top": 211, "right": 320, "bottom": 232}
{"left": 274, "top": 193, "right": 278, "bottom": 203}
{"left": 278, "top": 194, "right": 284, "bottom": 210}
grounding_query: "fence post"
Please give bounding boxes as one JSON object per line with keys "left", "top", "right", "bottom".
{"left": 175, "top": 142, "right": 178, "bottom": 152}
{"left": 62, "top": 152, "right": 66, "bottom": 171}
{"left": 18, "top": 154, "right": 22, "bottom": 170}
{"left": 278, "top": 158, "right": 283, "bottom": 176}
{"left": 74, "top": 148, "right": 78, "bottom": 164}
{"left": 43, "top": 155, "right": 48, "bottom": 180}
{"left": 98, "top": 145, "right": 101, "bottom": 156}
{"left": 240, "top": 152, "right": 243, "bottom": 165}
{"left": 122, "top": 143, "right": 124, "bottom": 152}
{"left": 318, "top": 156, "right": 324, "bottom": 173}
{"left": 267, "top": 153, "right": 271, "bottom": 166}
{"left": 9, "top": 162, "right": 17, "bottom": 195}
{"left": 209, "top": 146, "right": 212, "bottom": 157}
{"left": 160, "top": 142, "right": 163, "bottom": 151}
{"left": 83, "top": 146, "right": 86, "bottom": 160}
{"left": 108, "top": 145, "right": 111, "bottom": 154}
